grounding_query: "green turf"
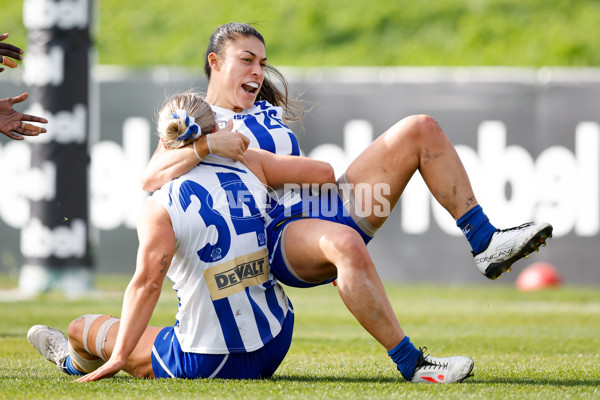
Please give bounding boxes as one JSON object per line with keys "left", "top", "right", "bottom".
{"left": 1, "top": 276, "right": 599, "bottom": 399}
{"left": 2, "top": 0, "right": 600, "bottom": 67}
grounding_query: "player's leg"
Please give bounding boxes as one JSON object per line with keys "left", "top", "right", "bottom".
{"left": 61, "top": 314, "right": 117, "bottom": 375}
{"left": 342, "top": 114, "right": 552, "bottom": 279}
{"left": 278, "top": 218, "right": 473, "bottom": 382}
{"left": 66, "top": 314, "right": 163, "bottom": 378}
{"left": 343, "top": 114, "right": 476, "bottom": 227}
{"left": 281, "top": 218, "right": 404, "bottom": 350}
{"left": 28, "top": 314, "right": 162, "bottom": 378}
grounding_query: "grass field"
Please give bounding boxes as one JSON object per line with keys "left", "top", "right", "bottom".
{"left": 1, "top": 275, "right": 599, "bottom": 399}
{"left": 2, "top": 0, "right": 600, "bottom": 67}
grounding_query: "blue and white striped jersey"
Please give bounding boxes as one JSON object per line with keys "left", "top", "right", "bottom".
{"left": 212, "top": 100, "right": 306, "bottom": 223}
{"left": 212, "top": 100, "right": 301, "bottom": 156}
{"left": 151, "top": 155, "right": 291, "bottom": 354}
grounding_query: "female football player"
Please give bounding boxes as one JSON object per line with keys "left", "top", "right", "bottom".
{"left": 139, "top": 23, "right": 553, "bottom": 383}
{"left": 28, "top": 92, "right": 335, "bottom": 381}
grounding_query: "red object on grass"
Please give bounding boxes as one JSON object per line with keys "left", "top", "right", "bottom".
{"left": 515, "top": 262, "right": 563, "bottom": 291}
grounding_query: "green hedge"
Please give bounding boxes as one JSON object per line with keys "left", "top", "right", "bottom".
{"left": 2, "top": 0, "right": 600, "bottom": 67}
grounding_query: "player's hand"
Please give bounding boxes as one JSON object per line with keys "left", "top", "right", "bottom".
{"left": 0, "top": 93, "right": 48, "bottom": 140}
{"left": 0, "top": 33, "right": 24, "bottom": 73}
{"left": 76, "top": 359, "right": 126, "bottom": 382}
{"left": 207, "top": 120, "right": 251, "bottom": 165}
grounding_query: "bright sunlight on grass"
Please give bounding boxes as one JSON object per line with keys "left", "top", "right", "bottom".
{"left": 1, "top": 276, "right": 599, "bottom": 399}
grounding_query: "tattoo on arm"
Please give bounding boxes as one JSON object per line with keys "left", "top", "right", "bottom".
{"left": 159, "top": 254, "right": 169, "bottom": 274}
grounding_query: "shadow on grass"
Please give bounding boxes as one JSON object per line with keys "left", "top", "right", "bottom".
{"left": 273, "top": 375, "right": 600, "bottom": 387}
{"left": 272, "top": 375, "right": 399, "bottom": 384}
{"left": 2, "top": 371, "right": 597, "bottom": 388}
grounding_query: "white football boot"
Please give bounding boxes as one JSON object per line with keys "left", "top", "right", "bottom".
{"left": 474, "top": 222, "right": 553, "bottom": 280}
{"left": 27, "top": 325, "right": 69, "bottom": 370}
{"left": 410, "top": 349, "right": 474, "bottom": 383}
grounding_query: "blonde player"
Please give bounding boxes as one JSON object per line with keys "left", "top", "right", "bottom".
{"left": 28, "top": 92, "right": 334, "bottom": 380}
{"left": 139, "top": 23, "right": 553, "bottom": 383}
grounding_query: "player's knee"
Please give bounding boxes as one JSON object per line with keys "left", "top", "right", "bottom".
{"left": 404, "top": 113, "right": 438, "bottom": 130}
{"left": 67, "top": 315, "right": 86, "bottom": 343}
{"left": 67, "top": 313, "right": 114, "bottom": 356}
{"left": 328, "top": 226, "right": 369, "bottom": 261}
{"left": 393, "top": 114, "right": 444, "bottom": 144}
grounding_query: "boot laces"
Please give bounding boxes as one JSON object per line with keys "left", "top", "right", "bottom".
{"left": 497, "top": 222, "right": 533, "bottom": 233}
{"left": 416, "top": 347, "right": 448, "bottom": 370}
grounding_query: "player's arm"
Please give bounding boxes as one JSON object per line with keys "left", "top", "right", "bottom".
{"left": 140, "top": 122, "right": 250, "bottom": 192}
{"left": 77, "top": 199, "right": 174, "bottom": 382}
{"left": 140, "top": 141, "right": 200, "bottom": 192}
{"left": 245, "top": 148, "right": 335, "bottom": 188}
